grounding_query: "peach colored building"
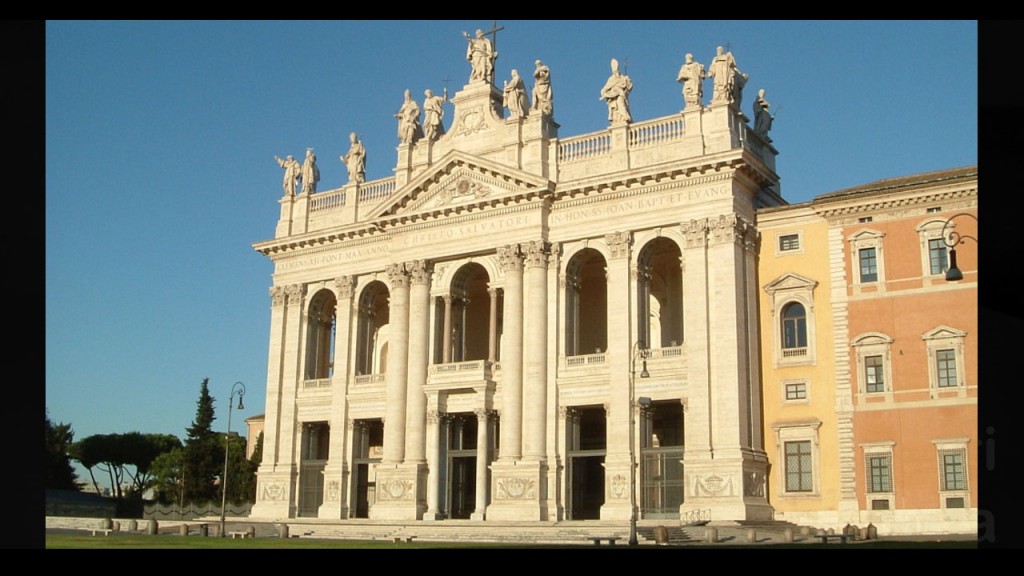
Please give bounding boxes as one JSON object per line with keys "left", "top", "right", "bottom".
{"left": 758, "top": 166, "right": 977, "bottom": 535}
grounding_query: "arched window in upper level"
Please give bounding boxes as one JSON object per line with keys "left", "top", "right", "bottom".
{"left": 356, "top": 281, "right": 390, "bottom": 376}
{"left": 305, "top": 289, "right": 337, "bottom": 380}
{"left": 781, "top": 302, "right": 807, "bottom": 354}
{"left": 636, "top": 237, "right": 683, "bottom": 349}
{"left": 564, "top": 248, "right": 607, "bottom": 356}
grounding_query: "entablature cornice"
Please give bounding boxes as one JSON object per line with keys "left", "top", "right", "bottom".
{"left": 553, "top": 156, "right": 743, "bottom": 203}
{"left": 814, "top": 186, "right": 977, "bottom": 220}
{"left": 255, "top": 227, "right": 392, "bottom": 258}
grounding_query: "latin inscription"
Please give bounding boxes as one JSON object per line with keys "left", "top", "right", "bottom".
{"left": 551, "top": 185, "right": 729, "bottom": 225}
{"left": 278, "top": 244, "right": 390, "bottom": 271}
{"left": 401, "top": 215, "right": 532, "bottom": 246}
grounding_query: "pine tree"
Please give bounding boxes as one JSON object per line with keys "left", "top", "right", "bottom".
{"left": 182, "top": 378, "right": 223, "bottom": 503}
{"left": 45, "top": 409, "right": 79, "bottom": 491}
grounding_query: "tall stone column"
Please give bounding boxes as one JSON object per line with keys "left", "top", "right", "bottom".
{"left": 372, "top": 263, "right": 418, "bottom": 519}
{"left": 424, "top": 407, "right": 443, "bottom": 520}
{"left": 319, "top": 276, "right": 355, "bottom": 519}
{"left": 496, "top": 245, "right": 524, "bottom": 460}
{"left": 602, "top": 232, "right": 634, "bottom": 520}
{"left": 523, "top": 240, "right": 550, "bottom": 461}
{"left": 442, "top": 295, "right": 453, "bottom": 364}
{"left": 471, "top": 408, "right": 490, "bottom": 520}
{"left": 488, "top": 287, "right": 499, "bottom": 362}
{"left": 251, "top": 285, "right": 296, "bottom": 518}
{"left": 405, "top": 260, "right": 432, "bottom": 464}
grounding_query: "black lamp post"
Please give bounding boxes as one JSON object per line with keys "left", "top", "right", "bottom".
{"left": 941, "top": 213, "right": 978, "bottom": 282}
{"left": 629, "top": 341, "right": 651, "bottom": 546}
{"left": 219, "top": 381, "right": 245, "bottom": 537}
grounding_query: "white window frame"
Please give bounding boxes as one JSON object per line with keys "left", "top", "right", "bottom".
{"left": 861, "top": 441, "right": 895, "bottom": 512}
{"left": 772, "top": 420, "right": 822, "bottom": 498}
{"left": 776, "top": 231, "right": 803, "bottom": 255}
{"left": 851, "top": 332, "right": 894, "bottom": 400}
{"left": 922, "top": 326, "right": 968, "bottom": 397}
{"left": 848, "top": 229, "right": 886, "bottom": 290}
{"left": 916, "top": 218, "right": 952, "bottom": 281}
{"left": 763, "top": 273, "right": 818, "bottom": 367}
{"left": 782, "top": 379, "right": 809, "bottom": 404}
{"left": 933, "top": 438, "right": 971, "bottom": 511}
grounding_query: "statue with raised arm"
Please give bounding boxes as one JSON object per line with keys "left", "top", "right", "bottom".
{"left": 300, "top": 148, "right": 319, "bottom": 194}
{"left": 341, "top": 132, "right": 366, "bottom": 184}
{"left": 600, "top": 58, "right": 633, "bottom": 125}
{"left": 753, "top": 88, "right": 774, "bottom": 142}
{"left": 395, "top": 89, "right": 422, "bottom": 145}
{"left": 503, "top": 69, "right": 528, "bottom": 120}
{"left": 463, "top": 29, "right": 497, "bottom": 85}
{"left": 676, "top": 53, "right": 705, "bottom": 110}
{"left": 531, "top": 60, "right": 553, "bottom": 117}
{"left": 275, "top": 154, "right": 301, "bottom": 196}
{"left": 423, "top": 88, "right": 448, "bottom": 142}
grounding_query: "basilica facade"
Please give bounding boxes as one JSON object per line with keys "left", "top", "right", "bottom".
{"left": 249, "top": 40, "right": 977, "bottom": 534}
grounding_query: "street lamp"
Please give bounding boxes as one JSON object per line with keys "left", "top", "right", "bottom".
{"left": 942, "top": 213, "right": 978, "bottom": 282}
{"left": 628, "top": 341, "right": 651, "bottom": 546}
{"left": 220, "top": 381, "right": 246, "bottom": 537}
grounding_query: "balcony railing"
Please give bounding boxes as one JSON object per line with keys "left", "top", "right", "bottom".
{"left": 302, "top": 378, "right": 331, "bottom": 390}
{"left": 354, "top": 373, "right": 385, "bottom": 385}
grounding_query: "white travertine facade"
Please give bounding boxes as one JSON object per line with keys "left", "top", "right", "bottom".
{"left": 252, "top": 38, "right": 782, "bottom": 523}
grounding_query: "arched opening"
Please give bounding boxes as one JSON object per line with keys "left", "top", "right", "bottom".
{"left": 356, "top": 281, "right": 390, "bottom": 375}
{"left": 439, "top": 263, "right": 493, "bottom": 363}
{"left": 305, "top": 290, "right": 337, "bottom": 380}
{"left": 636, "top": 238, "right": 683, "bottom": 349}
{"left": 781, "top": 302, "right": 807, "bottom": 355}
{"left": 565, "top": 248, "right": 608, "bottom": 356}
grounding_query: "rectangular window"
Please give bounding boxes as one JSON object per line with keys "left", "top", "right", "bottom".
{"left": 779, "top": 234, "right": 800, "bottom": 252}
{"left": 940, "top": 450, "right": 966, "bottom": 491}
{"left": 784, "top": 441, "right": 813, "bottom": 492}
{"left": 867, "top": 454, "right": 892, "bottom": 493}
{"left": 927, "top": 207, "right": 942, "bottom": 213}
{"left": 928, "top": 238, "right": 949, "bottom": 275}
{"left": 865, "top": 355, "right": 885, "bottom": 393}
{"left": 858, "top": 216, "right": 873, "bottom": 223}
{"left": 936, "top": 349, "right": 958, "bottom": 387}
{"left": 785, "top": 382, "right": 807, "bottom": 401}
{"left": 859, "top": 248, "right": 878, "bottom": 282}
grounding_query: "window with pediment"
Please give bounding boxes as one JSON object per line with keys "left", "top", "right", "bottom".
{"left": 848, "top": 229, "right": 886, "bottom": 286}
{"left": 763, "top": 273, "right": 818, "bottom": 366}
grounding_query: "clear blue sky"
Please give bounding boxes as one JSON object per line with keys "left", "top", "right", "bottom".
{"left": 45, "top": 21, "right": 977, "bottom": 485}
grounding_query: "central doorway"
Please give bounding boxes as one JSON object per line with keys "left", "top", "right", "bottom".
{"left": 566, "top": 405, "right": 607, "bottom": 520}
{"left": 446, "top": 414, "right": 478, "bottom": 519}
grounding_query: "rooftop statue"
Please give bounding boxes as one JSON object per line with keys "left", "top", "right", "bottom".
{"left": 463, "top": 29, "right": 497, "bottom": 85}
{"left": 708, "top": 46, "right": 748, "bottom": 106}
{"left": 423, "top": 88, "right": 449, "bottom": 142}
{"left": 531, "top": 60, "right": 553, "bottom": 118}
{"left": 301, "top": 148, "right": 319, "bottom": 195}
{"left": 275, "top": 154, "right": 300, "bottom": 196}
{"left": 676, "top": 53, "right": 705, "bottom": 111}
{"left": 753, "top": 88, "right": 774, "bottom": 142}
{"left": 395, "top": 89, "right": 423, "bottom": 145}
{"left": 600, "top": 58, "right": 633, "bottom": 125}
{"left": 503, "top": 69, "right": 528, "bottom": 120}
{"left": 341, "top": 132, "right": 366, "bottom": 184}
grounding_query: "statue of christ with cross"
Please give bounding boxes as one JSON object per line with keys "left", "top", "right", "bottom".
{"left": 462, "top": 21, "right": 504, "bottom": 85}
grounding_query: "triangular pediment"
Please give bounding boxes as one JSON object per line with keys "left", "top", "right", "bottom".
{"left": 369, "top": 151, "right": 553, "bottom": 221}
{"left": 763, "top": 272, "right": 818, "bottom": 295}
{"left": 922, "top": 325, "right": 967, "bottom": 341}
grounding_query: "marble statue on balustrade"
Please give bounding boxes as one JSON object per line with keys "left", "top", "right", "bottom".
{"left": 395, "top": 89, "right": 423, "bottom": 145}
{"left": 753, "top": 88, "right": 774, "bottom": 142}
{"left": 503, "top": 69, "right": 528, "bottom": 120}
{"left": 341, "top": 132, "right": 366, "bottom": 184}
{"left": 532, "top": 60, "right": 553, "bottom": 117}
{"left": 423, "top": 88, "right": 449, "bottom": 142}
{"left": 708, "top": 46, "right": 747, "bottom": 106}
{"left": 676, "top": 53, "right": 705, "bottom": 110}
{"left": 275, "top": 154, "right": 301, "bottom": 196}
{"left": 300, "top": 148, "right": 319, "bottom": 195}
{"left": 464, "top": 29, "right": 497, "bottom": 85}
{"left": 600, "top": 58, "right": 633, "bottom": 125}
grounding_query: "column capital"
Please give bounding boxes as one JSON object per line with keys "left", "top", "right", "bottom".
{"left": 284, "top": 283, "right": 306, "bottom": 306}
{"left": 406, "top": 259, "right": 433, "bottom": 285}
{"left": 522, "top": 240, "right": 550, "bottom": 268}
{"left": 707, "top": 213, "right": 755, "bottom": 246}
{"left": 680, "top": 218, "right": 708, "bottom": 248}
{"left": 605, "top": 231, "right": 632, "bottom": 259}
{"left": 386, "top": 263, "right": 410, "bottom": 289}
{"left": 269, "top": 286, "right": 286, "bottom": 308}
{"left": 497, "top": 244, "right": 526, "bottom": 272}
{"left": 334, "top": 275, "right": 356, "bottom": 300}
